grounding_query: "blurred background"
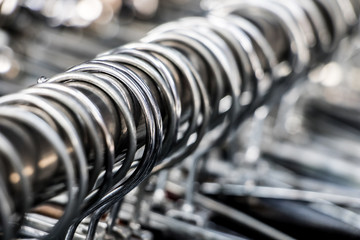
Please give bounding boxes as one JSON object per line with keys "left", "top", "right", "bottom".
{"left": 0, "top": 0, "right": 202, "bottom": 94}
{"left": 1, "top": 0, "right": 360, "bottom": 239}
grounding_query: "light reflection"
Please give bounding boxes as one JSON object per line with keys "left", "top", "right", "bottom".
{"left": 9, "top": 172, "right": 20, "bottom": 184}
{"left": 77, "top": 0, "right": 103, "bottom": 22}
{"left": 133, "top": 0, "right": 159, "bottom": 18}
{"left": 23, "top": 166, "right": 34, "bottom": 176}
{"left": 1, "top": 0, "right": 18, "bottom": 16}
{"left": 38, "top": 154, "right": 57, "bottom": 169}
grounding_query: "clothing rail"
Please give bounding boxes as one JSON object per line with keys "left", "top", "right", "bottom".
{"left": 0, "top": 0, "right": 358, "bottom": 239}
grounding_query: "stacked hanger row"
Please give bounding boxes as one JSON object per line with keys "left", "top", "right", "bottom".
{"left": 0, "top": 0, "right": 358, "bottom": 239}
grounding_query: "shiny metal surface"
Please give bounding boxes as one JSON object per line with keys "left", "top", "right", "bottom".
{"left": 0, "top": 0, "right": 358, "bottom": 239}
